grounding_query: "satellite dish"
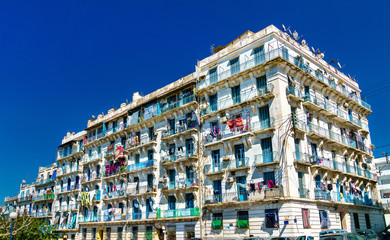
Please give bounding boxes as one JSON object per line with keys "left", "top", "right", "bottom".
{"left": 293, "top": 30, "right": 299, "bottom": 40}
{"left": 301, "top": 39, "right": 306, "bottom": 46}
{"left": 282, "top": 24, "right": 287, "bottom": 31}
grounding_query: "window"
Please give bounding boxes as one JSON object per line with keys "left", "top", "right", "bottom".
{"left": 212, "top": 212, "right": 223, "bottom": 230}
{"left": 212, "top": 150, "right": 220, "bottom": 171}
{"left": 265, "top": 209, "right": 279, "bottom": 228}
{"left": 353, "top": 213, "right": 360, "bottom": 230}
{"left": 258, "top": 105, "right": 271, "bottom": 129}
{"left": 185, "top": 139, "right": 194, "bottom": 156}
{"left": 231, "top": 85, "right": 241, "bottom": 104}
{"left": 147, "top": 150, "right": 153, "bottom": 161}
{"left": 106, "top": 228, "right": 111, "bottom": 239}
{"left": 146, "top": 226, "right": 153, "bottom": 240}
{"left": 147, "top": 174, "right": 154, "bottom": 189}
{"left": 302, "top": 209, "right": 310, "bottom": 228}
{"left": 92, "top": 228, "right": 96, "bottom": 240}
{"left": 71, "top": 234, "right": 75, "bottom": 240}
{"left": 185, "top": 193, "right": 194, "bottom": 208}
{"left": 148, "top": 127, "right": 154, "bottom": 141}
{"left": 282, "top": 46, "right": 288, "bottom": 60}
{"left": 254, "top": 45, "right": 265, "bottom": 64}
{"left": 230, "top": 57, "right": 240, "bottom": 75}
{"left": 167, "top": 225, "right": 176, "bottom": 240}
{"left": 168, "top": 195, "right": 176, "bottom": 210}
{"left": 319, "top": 210, "right": 329, "bottom": 228}
{"left": 132, "top": 226, "right": 138, "bottom": 240}
{"left": 209, "top": 94, "right": 217, "bottom": 112}
{"left": 365, "top": 213, "right": 371, "bottom": 229}
{"left": 256, "top": 75, "right": 267, "bottom": 93}
{"left": 185, "top": 225, "right": 195, "bottom": 240}
{"left": 82, "top": 228, "right": 87, "bottom": 240}
{"left": 209, "top": 67, "right": 218, "bottom": 83}
{"left": 261, "top": 137, "right": 273, "bottom": 162}
{"left": 117, "top": 227, "right": 123, "bottom": 240}
{"left": 264, "top": 171, "right": 275, "bottom": 186}
{"left": 237, "top": 211, "right": 249, "bottom": 229}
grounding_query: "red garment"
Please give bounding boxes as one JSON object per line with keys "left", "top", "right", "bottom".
{"left": 227, "top": 120, "right": 235, "bottom": 132}
{"left": 235, "top": 117, "right": 244, "bottom": 131}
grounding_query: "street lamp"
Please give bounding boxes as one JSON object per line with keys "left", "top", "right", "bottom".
{"left": 9, "top": 212, "right": 17, "bottom": 240}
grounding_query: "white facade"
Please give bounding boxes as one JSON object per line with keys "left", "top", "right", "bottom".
{"left": 374, "top": 157, "right": 390, "bottom": 226}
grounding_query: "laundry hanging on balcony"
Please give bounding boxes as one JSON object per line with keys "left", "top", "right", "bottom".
{"left": 144, "top": 103, "right": 158, "bottom": 120}
{"left": 227, "top": 117, "right": 245, "bottom": 132}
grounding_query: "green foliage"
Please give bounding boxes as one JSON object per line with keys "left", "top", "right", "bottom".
{"left": 0, "top": 216, "right": 58, "bottom": 240}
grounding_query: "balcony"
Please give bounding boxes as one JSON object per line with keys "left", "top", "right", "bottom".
{"left": 162, "top": 124, "right": 198, "bottom": 140}
{"left": 57, "top": 146, "right": 82, "bottom": 160}
{"left": 35, "top": 178, "right": 55, "bottom": 187}
{"left": 200, "top": 84, "right": 274, "bottom": 117}
{"left": 78, "top": 212, "right": 101, "bottom": 223}
{"left": 299, "top": 188, "right": 310, "bottom": 198}
{"left": 252, "top": 117, "right": 275, "bottom": 134}
{"left": 315, "top": 189, "right": 331, "bottom": 201}
{"left": 228, "top": 157, "right": 250, "bottom": 172}
{"left": 161, "top": 179, "right": 198, "bottom": 193}
{"left": 212, "top": 217, "right": 223, "bottom": 230}
{"left": 161, "top": 151, "right": 198, "bottom": 165}
{"left": 103, "top": 212, "right": 129, "bottom": 222}
{"left": 254, "top": 152, "right": 279, "bottom": 167}
{"left": 127, "top": 160, "right": 155, "bottom": 173}
{"left": 54, "top": 223, "right": 78, "bottom": 230}
{"left": 102, "top": 163, "right": 127, "bottom": 179}
{"left": 35, "top": 211, "right": 52, "bottom": 218}
{"left": 17, "top": 195, "right": 33, "bottom": 202}
{"left": 127, "top": 185, "right": 157, "bottom": 197}
{"left": 286, "top": 86, "right": 303, "bottom": 103}
{"left": 57, "top": 165, "right": 81, "bottom": 176}
{"left": 55, "top": 203, "right": 79, "bottom": 212}
{"left": 293, "top": 152, "right": 311, "bottom": 165}
{"left": 83, "top": 133, "right": 104, "bottom": 145}
{"left": 161, "top": 95, "right": 196, "bottom": 114}
{"left": 126, "top": 137, "right": 156, "bottom": 152}
{"left": 204, "top": 187, "right": 284, "bottom": 205}
{"left": 315, "top": 190, "right": 378, "bottom": 207}
{"left": 103, "top": 190, "right": 126, "bottom": 200}
{"left": 157, "top": 207, "right": 199, "bottom": 219}
{"left": 82, "top": 153, "right": 102, "bottom": 165}
{"left": 204, "top": 162, "right": 229, "bottom": 176}
{"left": 33, "top": 193, "right": 55, "bottom": 202}
{"left": 57, "top": 185, "right": 80, "bottom": 195}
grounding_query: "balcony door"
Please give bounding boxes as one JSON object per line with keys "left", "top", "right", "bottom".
{"left": 234, "top": 144, "right": 245, "bottom": 168}
{"left": 236, "top": 176, "right": 247, "bottom": 201}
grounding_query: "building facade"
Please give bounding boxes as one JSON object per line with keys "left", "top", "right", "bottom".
{"left": 2, "top": 25, "right": 385, "bottom": 240}
{"left": 373, "top": 157, "right": 390, "bottom": 226}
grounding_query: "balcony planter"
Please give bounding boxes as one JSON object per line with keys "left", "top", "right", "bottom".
{"left": 237, "top": 219, "right": 249, "bottom": 229}
{"left": 212, "top": 220, "right": 223, "bottom": 230}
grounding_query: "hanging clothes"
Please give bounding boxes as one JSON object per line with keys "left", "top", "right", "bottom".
{"left": 235, "top": 117, "right": 244, "bottom": 131}
{"left": 227, "top": 120, "right": 235, "bottom": 132}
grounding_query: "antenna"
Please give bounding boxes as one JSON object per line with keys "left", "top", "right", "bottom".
{"left": 210, "top": 44, "right": 215, "bottom": 54}
{"left": 337, "top": 62, "right": 345, "bottom": 69}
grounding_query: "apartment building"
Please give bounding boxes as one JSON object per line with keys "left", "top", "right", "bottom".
{"left": 2, "top": 25, "right": 385, "bottom": 240}
{"left": 373, "top": 157, "right": 390, "bottom": 226}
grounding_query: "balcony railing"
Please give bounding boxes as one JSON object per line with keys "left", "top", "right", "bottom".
{"left": 82, "top": 153, "right": 102, "bottom": 164}
{"left": 286, "top": 86, "right": 303, "bottom": 99}
{"left": 35, "top": 178, "right": 55, "bottom": 186}
{"left": 299, "top": 188, "right": 310, "bottom": 198}
{"left": 127, "top": 160, "right": 155, "bottom": 172}
{"left": 201, "top": 84, "right": 273, "bottom": 116}
{"left": 161, "top": 95, "right": 195, "bottom": 113}
{"left": 103, "top": 212, "right": 128, "bottom": 222}
{"left": 33, "top": 193, "right": 55, "bottom": 201}
{"left": 205, "top": 161, "right": 229, "bottom": 174}
{"left": 161, "top": 151, "right": 196, "bottom": 163}
{"left": 228, "top": 157, "right": 249, "bottom": 170}
{"left": 55, "top": 203, "right": 78, "bottom": 212}
{"left": 254, "top": 152, "right": 278, "bottom": 164}
{"left": 197, "top": 47, "right": 371, "bottom": 110}
{"left": 35, "top": 211, "right": 52, "bottom": 217}
{"left": 252, "top": 117, "right": 275, "bottom": 132}
{"left": 54, "top": 223, "right": 78, "bottom": 230}
{"left": 57, "top": 165, "right": 80, "bottom": 176}
{"left": 162, "top": 124, "right": 197, "bottom": 138}
{"left": 204, "top": 187, "right": 284, "bottom": 204}
{"left": 84, "top": 133, "right": 104, "bottom": 145}
{"left": 103, "top": 190, "right": 126, "bottom": 200}
{"left": 157, "top": 207, "right": 199, "bottom": 219}
{"left": 78, "top": 212, "right": 101, "bottom": 223}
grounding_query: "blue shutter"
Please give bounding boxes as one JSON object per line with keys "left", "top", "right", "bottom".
{"left": 259, "top": 105, "right": 270, "bottom": 129}
{"left": 261, "top": 137, "right": 273, "bottom": 162}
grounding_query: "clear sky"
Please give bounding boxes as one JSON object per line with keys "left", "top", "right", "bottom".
{"left": 1, "top": 0, "right": 389, "bottom": 201}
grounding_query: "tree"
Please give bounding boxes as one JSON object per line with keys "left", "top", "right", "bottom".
{"left": 0, "top": 210, "right": 58, "bottom": 240}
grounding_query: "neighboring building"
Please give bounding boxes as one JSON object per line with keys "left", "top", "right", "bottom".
{"left": 3, "top": 25, "right": 385, "bottom": 239}
{"left": 373, "top": 156, "right": 390, "bottom": 226}
{"left": 53, "top": 131, "right": 86, "bottom": 239}
{"left": 15, "top": 182, "right": 35, "bottom": 216}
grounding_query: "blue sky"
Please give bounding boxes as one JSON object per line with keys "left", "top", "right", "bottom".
{"left": 1, "top": 0, "right": 389, "bottom": 201}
